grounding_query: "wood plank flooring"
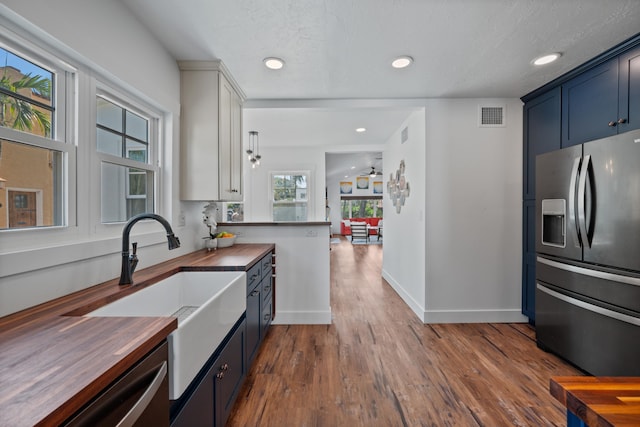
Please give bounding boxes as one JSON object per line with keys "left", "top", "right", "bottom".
{"left": 227, "top": 236, "right": 583, "bottom": 426}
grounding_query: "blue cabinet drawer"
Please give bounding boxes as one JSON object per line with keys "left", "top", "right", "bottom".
{"left": 260, "top": 254, "right": 272, "bottom": 280}
{"left": 246, "top": 262, "right": 261, "bottom": 292}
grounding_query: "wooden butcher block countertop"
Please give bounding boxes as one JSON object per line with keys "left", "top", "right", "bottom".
{"left": 0, "top": 244, "right": 274, "bottom": 427}
{"left": 551, "top": 376, "right": 640, "bottom": 426}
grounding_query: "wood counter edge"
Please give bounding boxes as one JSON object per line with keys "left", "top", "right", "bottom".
{"left": 549, "top": 376, "right": 640, "bottom": 427}
{"left": 44, "top": 318, "right": 177, "bottom": 426}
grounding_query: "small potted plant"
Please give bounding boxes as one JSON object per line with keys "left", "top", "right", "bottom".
{"left": 202, "top": 203, "right": 218, "bottom": 251}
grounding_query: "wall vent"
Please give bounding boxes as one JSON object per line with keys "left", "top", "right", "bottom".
{"left": 478, "top": 105, "right": 506, "bottom": 127}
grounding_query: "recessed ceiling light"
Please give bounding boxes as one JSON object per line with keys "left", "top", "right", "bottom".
{"left": 532, "top": 53, "right": 561, "bottom": 66}
{"left": 264, "top": 57, "right": 285, "bottom": 70}
{"left": 350, "top": 166, "right": 356, "bottom": 169}
{"left": 392, "top": 56, "right": 413, "bottom": 69}
{"left": 355, "top": 127, "right": 366, "bottom": 133}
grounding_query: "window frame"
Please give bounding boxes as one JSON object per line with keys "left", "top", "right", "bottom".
{"left": 340, "top": 195, "right": 383, "bottom": 219}
{"left": 270, "top": 170, "right": 311, "bottom": 222}
{"left": 93, "top": 85, "right": 162, "bottom": 228}
{"left": 0, "top": 30, "right": 77, "bottom": 235}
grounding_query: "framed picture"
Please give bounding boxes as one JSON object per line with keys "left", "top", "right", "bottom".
{"left": 340, "top": 181, "right": 353, "bottom": 194}
{"left": 356, "top": 176, "right": 369, "bottom": 189}
{"left": 373, "top": 181, "right": 383, "bottom": 194}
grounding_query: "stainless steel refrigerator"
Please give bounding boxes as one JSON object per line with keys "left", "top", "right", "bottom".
{"left": 535, "top": 128, "right": 640, "bottom": 376}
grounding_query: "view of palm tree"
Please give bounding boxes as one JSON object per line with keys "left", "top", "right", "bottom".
{"left": 0, "top": 47, "right": 52, "bottom": 138}
{"left": 0, "top": 48, "right": 58, "bottom": 230}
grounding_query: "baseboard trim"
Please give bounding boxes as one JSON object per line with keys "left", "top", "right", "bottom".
{"left": 381, "top": 269, "right": 426, "bottom": 321}
{"left": 382, "top": 270, "right": 528, "bottom": 324}
{"left": 272, "top": 309, "right": 332, "bottom": 325}
{"left": 423, "top": 309, "right": 529, "bottom": 324}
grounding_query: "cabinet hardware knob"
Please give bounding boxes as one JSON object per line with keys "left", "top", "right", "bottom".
{"left": 251, "top": 289, "right": 259, "bottom": 296}
{"left": 221, "top": 363, "right": 229, "bottom": 371}
{"left": 608, "top": 121, "right": 617, "bottom": 127}
{"left": 216, "top": 372, "right": 225, "bottom": 379}
{"left": 264, "top": 314, "right": 270, "bottom": 321}
{"left": 618, "top": 118, "right": 627, "bottom": 124}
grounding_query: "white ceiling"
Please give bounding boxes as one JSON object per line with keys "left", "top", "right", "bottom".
{"left": 120, "top": 0, "right": 640, "bottom": 178}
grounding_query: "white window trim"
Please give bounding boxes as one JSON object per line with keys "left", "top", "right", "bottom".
{"left": 0, "top": 26, "right": 78, "bottom": 247}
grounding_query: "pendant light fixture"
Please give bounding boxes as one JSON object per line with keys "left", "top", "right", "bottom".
{"left": 246, "top": 131, "right": 261, "bottom": 168}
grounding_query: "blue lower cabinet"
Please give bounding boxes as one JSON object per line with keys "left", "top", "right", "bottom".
{"left": 566, "top": 410, "right": 586, "bottom": 427}
{"left": 214, "top": 318, "right": 246, "bottom": 427}
{"left": 170, "top": 317, "right": 246, "bottom": 427}
{"left": 246, "top": 281, "right": 262, "bottom": 366}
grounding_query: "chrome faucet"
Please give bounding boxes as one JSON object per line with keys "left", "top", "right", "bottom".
{"left": 119, "top": 213, "right": 181, "bottom": 286}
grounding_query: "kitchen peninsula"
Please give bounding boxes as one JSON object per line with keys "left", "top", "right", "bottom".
{"left": 217, "top": 221, "right": 331, "bottom": 325}
{"left": 0, "top": 244, "right": 273, "bottom": 427}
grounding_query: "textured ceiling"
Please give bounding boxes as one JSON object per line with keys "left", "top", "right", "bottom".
{"left": 120, "top": 0, "right": 640, "bottom": 178}
{"left": 121, "top": 0, "right": 640, "bottom": 99}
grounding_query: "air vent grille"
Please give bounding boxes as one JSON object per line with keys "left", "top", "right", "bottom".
{"left": 479, "top": 105, "right": 506, "bottom": 127}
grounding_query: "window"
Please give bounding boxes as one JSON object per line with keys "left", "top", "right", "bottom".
{"left": 0, "top": 42, "right": 72, "bottom": 230}
{"left": 223, "top": 202, "right": 244, "bottom": 222}
{"left": 96, "top": 94, "right": 158, "bottom": 223}
{"left": 271, "top": 172, "right": 309, "bottom": 221}
{"left": 341, "top": 196, "right": 383, "bottom": 219}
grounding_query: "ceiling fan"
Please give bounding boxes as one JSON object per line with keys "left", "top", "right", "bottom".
{"left": 361, "top": 166, "right": 383, "bottom": 177}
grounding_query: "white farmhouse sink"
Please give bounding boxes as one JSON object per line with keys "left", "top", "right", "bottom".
{"left": 88, "top": 271, "right": 246, "bottom": 399}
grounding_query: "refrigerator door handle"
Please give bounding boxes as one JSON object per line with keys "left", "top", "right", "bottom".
{"left": 537, "top": 283, "right": 640, "bottom": 327}
{"left": 577, "top": 154, "right": 591, "bottom": 248}
{"left": 569, "top": 156, "right": 582, "bottom": 247}
{"left": 537, "top": 255, "right": 640, "bottom": 287}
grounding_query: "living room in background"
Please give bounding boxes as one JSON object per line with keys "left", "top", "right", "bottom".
{"left": 340, "top": 195, "right": 383, "bottom": 237}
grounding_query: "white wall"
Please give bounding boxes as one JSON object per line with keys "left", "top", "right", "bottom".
{"left": 381, "top": 100, "right": 526, "bottom": 323}
{"left": 381, "top": 109, "right": 427, "bottom": 317}
{"left": 423, "top": 98, "right": 525, "bottom": 323}
{"left": 0, "top": 1, "right": 203, "bottom": 317}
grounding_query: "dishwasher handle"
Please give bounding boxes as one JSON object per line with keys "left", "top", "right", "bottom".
{"left": 116, "top": 361, "right": 167, "bottom": 427}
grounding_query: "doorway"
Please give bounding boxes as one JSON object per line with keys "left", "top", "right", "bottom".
{"left": 8, "top": 190, "right": 38, "bottom": 228}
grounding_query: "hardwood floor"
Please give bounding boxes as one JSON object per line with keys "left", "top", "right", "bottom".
{"left": 227, "top": 236, "right": 582, "bottom": 426}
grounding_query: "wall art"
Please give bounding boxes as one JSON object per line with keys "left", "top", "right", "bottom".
{"left": 340, "top": 181, "right": 353, "bottom": 194}
{"left": 356, "top": 176, "right": 369, "bottom": 189}
{"left": 387, "top": 160, "right": 410, "bottom": 213}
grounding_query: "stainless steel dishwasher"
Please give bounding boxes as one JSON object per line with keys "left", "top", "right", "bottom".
{"left": 64, "top": 341, "right": 170, "bottom": 427}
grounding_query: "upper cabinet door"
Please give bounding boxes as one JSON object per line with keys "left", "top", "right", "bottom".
{"left": 218, "top": 73, "right": 243, "bottom": 201}
{"left": 562, "top": 59, "right": 619, "bottom": 148}
{"left": 618, "top": 44, "right": 640, "bottom": 133}
{"left": 523, "top": 87, "right": 561, "bottom": 200}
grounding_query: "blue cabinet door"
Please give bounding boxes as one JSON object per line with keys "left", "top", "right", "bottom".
{"left": 562, "top": 58, "right": 619, "bottom": 147}
{"left": 214, "top": 319, "right": 246, "bottom": 427}
{"left": 523, "top": 88, "right": 562, "bottom": 200}
{"left": 618, "top": 44, "right": 640, "bottom": 133}
{"left": 246, "top": 281, "right": 261, "bottom": 366}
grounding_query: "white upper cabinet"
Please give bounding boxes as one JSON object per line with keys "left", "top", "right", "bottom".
{"left": 179, "top": 61, "right": 245, "bottom": 201}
